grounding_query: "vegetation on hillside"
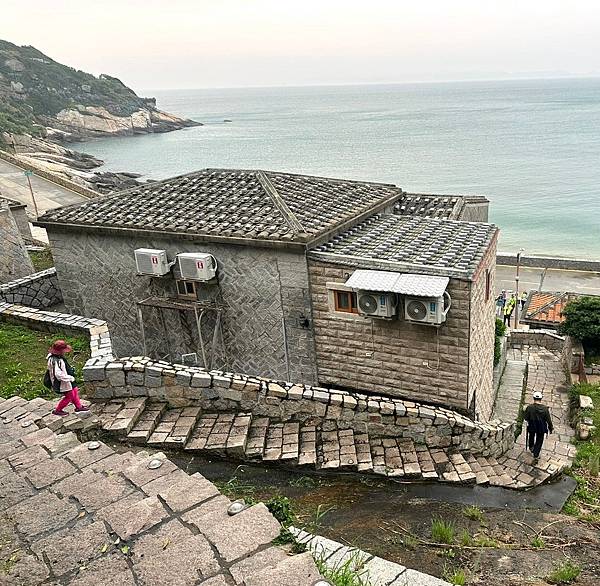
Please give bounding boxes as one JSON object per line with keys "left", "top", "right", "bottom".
{"left": 563, "top": 382, "right": 600, "bottom": 524}
{"left": 0, "top": 39, "right": 152, "bottom": 136}
{"left": 0, "top": 323, "right": 89, "bottom": 400}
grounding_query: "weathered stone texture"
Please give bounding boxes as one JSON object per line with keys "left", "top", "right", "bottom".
{"left": 47, "top": 229, "right": 318, "bottom": 383}
{"left": 308, "top": 260, "right": 472, "bottom": 412}
{"left": 0, "top": 268, "right": 63, "bottom": 309}
{"left": 0, "top": 201, "right": 33, "bottom": 284}
{"left": 468, "top": 237, "right": 497, "bottom": 421}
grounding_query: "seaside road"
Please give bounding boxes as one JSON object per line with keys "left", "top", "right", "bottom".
{"left": 0, "top": 158, "right": 86, "bottom": 215}
{"left": 0, "top": 157, "right": 87, "bottom": 242}
{"left": 496, "top": 265, "right": 600, "bottom": 296}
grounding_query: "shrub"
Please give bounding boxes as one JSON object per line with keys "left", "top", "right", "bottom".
{"left": 494, "top": 318, "right": 506, "bottom": 367}
{"left": 559, "top": 296, "right": 600, "bottom": 348}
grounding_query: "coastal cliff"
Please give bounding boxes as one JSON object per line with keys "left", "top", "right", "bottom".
{"left": 0, "top": 39, "right": 199, "bottom": 139}
{"left": 0, "top": 39, "right": 200, "bottom": 192}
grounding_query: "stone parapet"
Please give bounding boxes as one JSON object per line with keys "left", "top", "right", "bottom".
{"left": 83, "top": 357, "right": 515, "bottom": 457}
{"left": 0, "top": 268, "right": 63, "bottom": 308}
{"left": 509, "top": 329, "right": 566, "bottom": 352}
{"left": 0, "top": 301, "right": 114, "bottom": 360}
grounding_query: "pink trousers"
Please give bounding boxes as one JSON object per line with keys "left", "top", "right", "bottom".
{"left": 56, "top": 387, "right": 82, "bottom": 411}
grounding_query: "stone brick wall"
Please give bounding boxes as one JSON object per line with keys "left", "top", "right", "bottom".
{"left": 0, "top": 201, "right": 34, "bottom": 283}
{"left": 47, "top": 228, "right": 318, "bottom": 384}
{"left": 308, "top": 260, "right": 473, "bottom": 414}
{"left": 83, "top": 356, "right": 515, "bottom": 456}
{"left": 0, "top": 301, "right": 113, "bottom": 360}
{"left": 468, "top": 236, "right": 497, "bottom": 421}
{"left": 0, "top": 268, "right": 63, "bottom": 308}
{"left": 510, "top": 329, "right": 566, "bottom": 352}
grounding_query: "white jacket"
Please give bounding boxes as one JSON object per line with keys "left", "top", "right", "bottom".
{"left": 47, "top": 354, "right": 75, "bottom": 392}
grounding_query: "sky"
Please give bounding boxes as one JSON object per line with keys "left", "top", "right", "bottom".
{"left": 2, "top": 1, "right": 600, "bottom": 91}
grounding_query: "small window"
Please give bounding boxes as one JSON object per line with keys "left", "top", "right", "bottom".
{"left": 485, "top": 269, "right": 491, "bottom": 302}
{"left": 333, "top": 290, "right": 358, "bottom": 314}
{"left": 176, "top": 280, "right": 197, "bottom": 299}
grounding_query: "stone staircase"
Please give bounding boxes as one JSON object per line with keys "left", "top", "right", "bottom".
{"left": 89, "top": 397, "right": 572, "bottom": 490}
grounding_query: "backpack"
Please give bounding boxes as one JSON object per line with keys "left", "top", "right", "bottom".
{"left": 43, "top": 356, "right": 62, "bottom": 391}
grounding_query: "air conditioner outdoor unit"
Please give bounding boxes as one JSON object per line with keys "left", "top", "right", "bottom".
{"left": 404, "top": 295, "right": 450, "bottom": 325}
{"left": 177, "top": 253, "right": 217, "bottom": 281}
{"left": 134, "top": 248, "right": 170, "bottom": 276}
{"left": 357, "top": 291, "right": 397, "bottom": 318}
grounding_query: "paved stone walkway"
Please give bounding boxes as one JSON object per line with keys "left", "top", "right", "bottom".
{"left": 508, "top": 344, "right": 576, "bottom": 475}
{"left": 0, "top": 396, "right": 323, "bottom": 585}
{"left": 492, "top": 359, "right": 527, "bottom": 422}
{"left": 76, "top": 345, "right": 576, "bottom": 490}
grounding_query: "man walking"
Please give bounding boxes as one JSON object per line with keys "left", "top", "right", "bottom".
{"left": 524, "top": 391, "right": 554, "bottom": 462}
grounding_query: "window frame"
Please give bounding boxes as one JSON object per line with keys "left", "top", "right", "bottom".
{"left": 333, "top": 289, "right": 359, "bottom": 314}
{"left": 176, "top": 279, "right": 198, "bottom": 299}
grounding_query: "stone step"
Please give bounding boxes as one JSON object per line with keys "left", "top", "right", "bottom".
{"left": 370, "top": 437, "right": 420, "bottom": 477}
{"left": 147, "top": 406, "right": 202, "bottom": 448}
{"left": 263, "top": 422, "right": 286, "bottom": 461}
{"left": 96, "top": 398, "right": 147, "bottom": 437}
{"left": 465, "top": 454, "right": 490, "bottom": 485}
{"left": 354, "top": 433, "right": 373, "bottom": 472}
{"left": 415, "top": 444, "right": 438, "bottom": 480}
{"left": 448, "top": 452, "right": 477, "bottom": 484}
{"left": 317, "top": 426, "right": 357, "bottom": 470}
{"left": 126, "top": 402, "right": 168, "bottom": 444}
{"left": 184, "top": 412, "right": 252, "bottom": 456}
{"left": 244, "top": 417, "right": 270, "bottom": 459}
{"left": 298, "top": 424, "right": 317, "bottom": 466}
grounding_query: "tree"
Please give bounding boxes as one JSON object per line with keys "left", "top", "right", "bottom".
{"left": 559, "top": 296, "right": 600, "bottom": 346}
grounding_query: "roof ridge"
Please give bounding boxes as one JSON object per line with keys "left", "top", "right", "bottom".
{"left": 256, "top": 171, "right": 307, "bottom": 234}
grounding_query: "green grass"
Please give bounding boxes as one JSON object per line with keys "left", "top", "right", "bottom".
{"left": 545, "top": 560, "right": 581, "bottom": 584}
{"left": 531, "top": 536, "right": 545, "bottom": 548}
{"left": 0, "top": 323, "right": 89, "bottom": 400}
{"left": 461, "top": 505, "right": 484, "bottom": 522}
{"left": 563, "top": 382, "right": 600, "bottom": 522}
{"left": 28, "top": 248, "right": 54, "bottom": 271}
{"left": 431, "top": 518, "right": 455, "bottom": 544}
{"left": 315, "top": 552, "right": 370, "bottom": 586}
{"left": 442, "top": 565, "right": 469, "bottom": 585}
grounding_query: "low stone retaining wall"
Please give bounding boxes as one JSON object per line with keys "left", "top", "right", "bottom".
{"left": 497, "top": 252, "right": 600, "bottom": 272}
{"left": 0, "top": 268, "right": 63, "bottom": 308}
{"left": 510, "top": 329, "right": 566, "bottom": 352}
{"left": 0, "top": 301, "right": 113, "bottom": 360}
{"left": 83, "top": 357, "right": 515, "bottom": 457}
{"left": 0, "top": 149, "right": 100, "bottom": 199}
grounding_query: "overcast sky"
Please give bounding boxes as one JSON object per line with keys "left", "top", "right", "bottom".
{"left": 2, "top": 1, "right": 599, "bottom": 91}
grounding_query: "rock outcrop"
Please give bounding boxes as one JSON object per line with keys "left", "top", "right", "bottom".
{"left": 0, "top": 39, "right": 200, "bottom": 139}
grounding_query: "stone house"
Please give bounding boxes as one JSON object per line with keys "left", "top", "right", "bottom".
{"left": 36, "top": 168, "right": 498, "bottom": 419}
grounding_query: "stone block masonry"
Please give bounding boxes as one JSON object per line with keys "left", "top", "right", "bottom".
{"left": 0, "top": 301, "right": 114, "bottom": 360}
{"left": 0, "top": 268, "right": 63, "bottom": 309}
{"left": 47, "top": 229, "right": 318, "bottom": 384}
{"left": 83, "top": 356, "right": 515, "bottom": 457}
{"left": 0, "top": 199, "right": 34, "bottom": 283}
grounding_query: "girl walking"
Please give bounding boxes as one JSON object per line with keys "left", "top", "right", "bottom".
{"left": 47, "top": 339, "right": 89, "bottom": 416}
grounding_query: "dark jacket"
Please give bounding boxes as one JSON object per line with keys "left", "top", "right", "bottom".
{"left": 524, "top": 403, "right": 553, "bottom": 434}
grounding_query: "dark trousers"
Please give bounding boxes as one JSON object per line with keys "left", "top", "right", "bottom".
{"left": 527, "top": 429, "right": 545, "bottom": 458}
{"left": 503, "top": 313, "right": 512, "bottom": 326}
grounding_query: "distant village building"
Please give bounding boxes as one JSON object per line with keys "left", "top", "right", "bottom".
{"left": 521, "top": 291, "right": 580, "bottom": 329}
{"left": 37, "top": 169, "right": 497, "bottom": 420}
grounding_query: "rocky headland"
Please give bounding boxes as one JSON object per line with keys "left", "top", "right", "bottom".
{"left": 0, "top": 39, "right": 201, "bottom": 193}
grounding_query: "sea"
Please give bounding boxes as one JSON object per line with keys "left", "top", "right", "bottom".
{"left": 80, "top": 78, "right": 600, "bottom": 258}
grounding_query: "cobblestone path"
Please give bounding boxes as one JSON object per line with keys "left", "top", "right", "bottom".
{"left": 0, "top": 396, "right": 322, "bottom": 585}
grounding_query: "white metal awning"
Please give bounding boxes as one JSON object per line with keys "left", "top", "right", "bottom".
{"left": 344, "top": 270, "right": 449, "bottom": 297}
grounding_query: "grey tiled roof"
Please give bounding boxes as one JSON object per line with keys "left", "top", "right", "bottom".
{"left": 393, "top": 193, "right": 462, "bottom": 219}
{"left": 0, "top": 195, "right": 25, "bottom": 208}
{"left": 309, "top": 214, "right": 497, "bottom": 278}
{"left": 36, "top": 169, "right": 400, "bottom": 244}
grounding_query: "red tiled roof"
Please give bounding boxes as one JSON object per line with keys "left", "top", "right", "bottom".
{"left": 524, "top": 291, "right": 579, "bottom": 326}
